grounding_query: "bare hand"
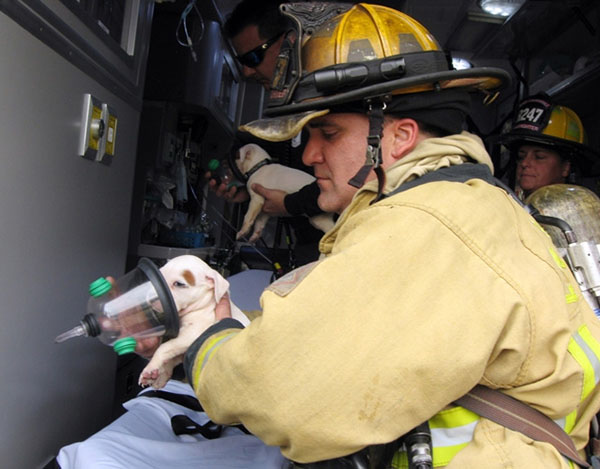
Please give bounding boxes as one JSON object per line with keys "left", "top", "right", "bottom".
{"left": 251, "top": 183, "right": 289, "bottom": 216}
{"left": 205, "top": 172, "right": 249, "bottom": 203}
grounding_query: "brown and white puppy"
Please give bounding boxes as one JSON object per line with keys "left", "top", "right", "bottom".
{"left": 138, "top": 255, "right": 249, "bottom": 389}
{"left": 235, "top": 143, "right": 335, "bottom": 242}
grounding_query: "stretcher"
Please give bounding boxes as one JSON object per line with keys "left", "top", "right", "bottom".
{"left": 56, "top": 379, "right": 286, "bottom": 468}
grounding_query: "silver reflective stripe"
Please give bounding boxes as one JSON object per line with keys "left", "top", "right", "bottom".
{"left": 554, "top": 416, "right": 566, "bottom": 431}
{"left": 430, "top": 420, "right": 477, "bottom": 447}
{"left": 200, "top": 334, "right": 236, "bottom": 370}
{"left": 573, "top": 331, "right": 600, "bottom": 386}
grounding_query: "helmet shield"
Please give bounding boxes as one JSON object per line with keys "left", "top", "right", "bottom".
{"left": 268, "top": 2, "right": 355, "bottom": 109}
{"left": 512, "top": 97, "right": 553, "bottom": 134}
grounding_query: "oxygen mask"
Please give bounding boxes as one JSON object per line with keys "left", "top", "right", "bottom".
{"left": 55, "top": 258, "right": 179, "bottom": 355}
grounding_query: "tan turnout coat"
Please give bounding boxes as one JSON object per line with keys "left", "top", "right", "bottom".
{"left": 190, "top": 132, "right": 600, "bottom": 467}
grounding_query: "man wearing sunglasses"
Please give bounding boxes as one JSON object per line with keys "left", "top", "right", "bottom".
{"left": 231, "top": 29, "right": 284, "bottom": 89}
{"left": 206, "top": 0, "right": 325, "bottom": 267}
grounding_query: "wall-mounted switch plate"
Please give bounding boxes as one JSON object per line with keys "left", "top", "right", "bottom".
{"left": 96, "top": 103, "right": 117, "bottom": 164}
{"left": 78, "top": 94, "right": 104, "bottom": 160}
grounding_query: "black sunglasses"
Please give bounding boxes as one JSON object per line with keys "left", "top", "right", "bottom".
{"left": 237, "top": 33, "right": 282, "bottom": 68}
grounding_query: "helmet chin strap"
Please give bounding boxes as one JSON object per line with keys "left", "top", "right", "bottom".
{"left": 348, "top": 98, "right": 388, "bottom": 203}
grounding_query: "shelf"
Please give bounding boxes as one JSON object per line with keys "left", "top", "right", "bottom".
{"left": 544, "top": 62, "right": 600, "bottom": 118}
{"left": 137, "top": 243, "right": 214, "bottom": 261}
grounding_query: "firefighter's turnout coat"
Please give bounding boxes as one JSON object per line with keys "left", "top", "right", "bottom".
{"left": 184, "top": 132, "right": 600, "bottom": 468}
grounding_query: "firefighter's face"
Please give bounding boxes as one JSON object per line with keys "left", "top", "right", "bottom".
{"left": 231, "top": 25, "right": 283, "bottom": 90}
{"left": 516, "top": 145, "right": 570, "bottom": 197}
{"left": 303, "top": 113, "right": 416, "bottom": 214}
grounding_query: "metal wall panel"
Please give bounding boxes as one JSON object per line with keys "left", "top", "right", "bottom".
{"left": 0, "top": 8, "right": 148, "bottom": 466}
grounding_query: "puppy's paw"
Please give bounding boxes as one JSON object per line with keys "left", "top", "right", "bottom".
{"left": 139, "top": 366, "right": 170, "bottom": 390}
{"left": 138, "top": 367, "right": 158, "bottom": 388}
{"left": 248, "top": 231, "right": 261, "bottom": 243}
{"left": 237, "top": 222, "right": 254, "bottom": 240}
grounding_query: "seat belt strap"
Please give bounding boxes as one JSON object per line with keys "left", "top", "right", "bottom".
{"left": 454, "top": 385, "right": 590, "bottom": 467}
{"left": 140, "top": 390, "right": 204, "bottom": 412}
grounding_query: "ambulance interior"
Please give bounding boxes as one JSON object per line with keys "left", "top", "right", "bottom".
{"left": 0, "top": 0, "right": 599, "bottom": 466}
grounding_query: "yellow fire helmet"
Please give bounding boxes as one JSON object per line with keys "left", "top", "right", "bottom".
{"left": 498, "top": 94, "right": 600, "bottom": 175}
{"left": 240, "top": 2, "right": 510, "bottom": 143}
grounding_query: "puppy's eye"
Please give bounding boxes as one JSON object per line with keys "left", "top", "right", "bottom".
{"left": 172, "top": 280, "right": 188, "bottom": 288}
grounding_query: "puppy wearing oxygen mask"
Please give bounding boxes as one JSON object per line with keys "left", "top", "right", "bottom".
{"left": 234, "top": 143, "right": 335, "bottom": 242}
{"left": 138, "top": 255, "right": 249, "bottom": 389}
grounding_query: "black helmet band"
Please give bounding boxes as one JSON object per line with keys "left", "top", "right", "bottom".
{"left": 332, "top": 89, "right": 471, "bottom": 136}
{"left": 291, "top": 50, "right": 451, "bottom": 105}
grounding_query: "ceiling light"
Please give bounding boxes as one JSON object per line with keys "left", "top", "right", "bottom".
{"left": 479, "top": 0, "right": 525, "bottom": 17}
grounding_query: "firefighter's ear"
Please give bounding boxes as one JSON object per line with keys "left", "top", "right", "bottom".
{"left": 387, "top": 118, "right": 420, "bottom": 161}
{"left": 561, "top": 160, "right": 571, "bottom": 178}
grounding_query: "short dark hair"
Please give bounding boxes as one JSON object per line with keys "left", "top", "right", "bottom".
{"left": 413, "top": 120, "right": 447, "bottom": 138}
{"left": 385, "top": 113, "right": 463, "bottom": 138}
{"left": 224, "top": 0, "right": 291, "bottom": 40}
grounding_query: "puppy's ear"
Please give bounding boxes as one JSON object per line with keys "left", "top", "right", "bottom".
{"left": 204, "top": 271, "right": 230, "bottom": 304}
{"left": 182, "top": 269, "right": 195, "bottom": 286}
{"left": 241, "top": 147, "right": 250, "bottom": 163}
{"left": 236, "top": 147, "right": 247, "bottom": 171}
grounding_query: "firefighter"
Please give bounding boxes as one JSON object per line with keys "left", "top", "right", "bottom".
{"left": 208, "top": 0, "right": 327, "bottom": 267}
{"left": 497, "top": 94, "right": 600, "bottom": 200}
{"left": 184, "top": 4, "right": 600, "bottom": 467}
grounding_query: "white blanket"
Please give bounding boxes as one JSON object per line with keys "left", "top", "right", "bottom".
{"left": 57, "top": 380, "right": 286, "bottom": 469}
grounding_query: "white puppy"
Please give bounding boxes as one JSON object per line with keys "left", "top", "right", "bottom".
{"left": 139, "top": 255, "right": 249, "bottom": 389}
{"left": 234, "top": 143, "right": 335, "bottom": 242}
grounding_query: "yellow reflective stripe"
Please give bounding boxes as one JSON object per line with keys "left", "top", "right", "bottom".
{"left": 567, "top": 339, "right": 594, "bottom": 416}
{"left": 549, "top": 246, "right": 568, "bottom": 269}
{"left": 429, "top": 406, "right": 480, "bottom": 428}
{"left": 391, "top": 448, "right": 407, "bottom": 468}
{"left": 431, "top": 420, "right": 477, "bottom": 445}
{"left": 578, "top": 325, "right": 600, "bottom": 387}
{"left": 562, "top": 324, "right": 600, "bottom": 433}
{"left": 554, "top": 410, "right": 577, "bottom": 434}
{"left": 565, "top": 284, "right": 579, "bottom": 304}
{"left": 431, "top": 439, "right": 470, "bottom": 467}
{"left": 393, "top": 407, "right": 479, "bottom": 468}
{"left": 192, "top": 331, "right": 238, "bottom": 385}
{"left": 430, "top": 407, "right": 478, "bottom": 466}
{"left": 546, "top": 246, "right": 579, "bottom": 303}
{"left": 565, "top": 411, "right": 577, "bottom": 435}
{"left": 569, "top": 326, "right": 600, "bottom": 401}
